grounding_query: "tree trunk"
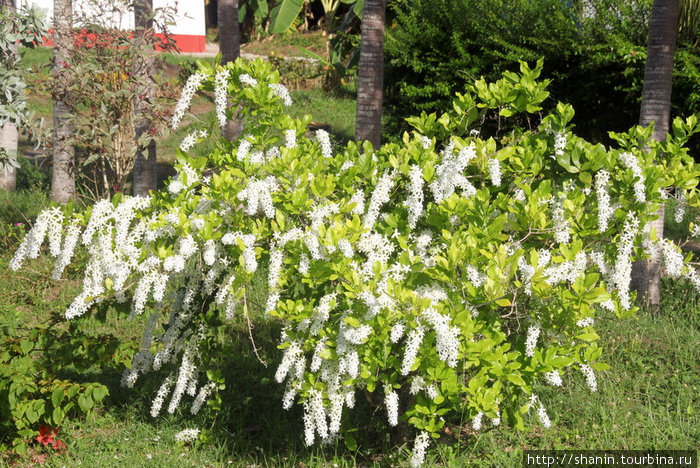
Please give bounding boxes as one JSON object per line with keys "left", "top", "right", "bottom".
{"left": 132, "top": 0, "right": 157, "bottom": 196}
{"left": 218, "top": 0, "right": 240, "bottom": 65}
{"left": 51, "top": 0, "right": 76, "bottom": 204}
{"left": 354, "top": 0, "right": 386, "bottom": 149}
{"left": 0, "top": 123, "right": 18, "bottom": 192}
{"left": 631, "top": 0, "right": 680, "bottom": 307}
{"left": 1, "top": 0, "right": 18, "bottom": 192}
{"left": 218, "top": 0, "right": 242, "bottom": 140}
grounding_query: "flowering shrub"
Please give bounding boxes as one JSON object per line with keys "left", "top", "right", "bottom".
{"left": 9, "top": 58, "right": 700, "bottom": 464}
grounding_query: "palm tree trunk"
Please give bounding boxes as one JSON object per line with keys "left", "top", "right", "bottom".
{"left": 218, "top": 0, "right": 240, "bottom": 65}
{"left": 218, "top": 0, "right": 242, "bottom": 140}
{"left": 0, "top": 123, "right": 18, "bottom": 191}
{"left": 132, "top": 0, "right": 157, "bottom": 196}
{"left": 631, "top": 0, "right": 680, "bottom": 307}
{"left": 51, "top": 0, "right": 76, "bottom": 204}
{"left": 354, "top": 0, "right": 386, "bottom": 148}
{"left": 1, "top": 0, "right": 18, "bottom": 192}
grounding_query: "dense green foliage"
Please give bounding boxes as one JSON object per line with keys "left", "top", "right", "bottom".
{"left": 384, "top": 0, "right": 700, "bottom": 152}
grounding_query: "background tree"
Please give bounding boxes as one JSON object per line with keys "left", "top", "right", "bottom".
{"left": 354, "top": 0, "right": 385, "bottom": 147}
{"left": 631, "top": 0, "right": 681, "bottom": 306}
{"left": 219, "top": 0, "right": 241, "bottom": 64}
{"left": 0, "top": 3, "right": 46, "bottom": 192}
{"left": 0, "top": 0, "right": 18, "bottom": 192}
{"left": 219, "top": 0, "right": 243, "bottom": 140}
{"left": 51, "top": 0, "right": 76, "bottom": 204}
{"left": 132, "top": 0, "right": 157, "bottom": 196}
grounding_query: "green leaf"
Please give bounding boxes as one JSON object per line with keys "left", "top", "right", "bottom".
{"left": 78, "top": 394, "right": 94, "bottom": 413}
{"left": 344, "top": 432, "right": 357, "bottom": 451}
{"left": 51, "top": 388, "right": 64, "bottom": 408}
{"left": 506, "top": 373, "right": 526, "bottom": 386}
{"left": 52, "top": 407, "right": 64, "bottom": 425}
{"left": 268, "top": 0, "right": 304, "bottom": 34}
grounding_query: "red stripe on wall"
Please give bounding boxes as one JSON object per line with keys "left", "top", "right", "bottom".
{"left": 42, "top": 30, "right": 205, "bottom": 53}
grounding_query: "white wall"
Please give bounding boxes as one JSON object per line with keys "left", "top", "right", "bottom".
{"left": 17, "top": 0, "right": 205, "bottom": 37}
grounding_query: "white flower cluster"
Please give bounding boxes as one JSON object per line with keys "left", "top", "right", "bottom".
{"left": 363, "top": 170, "right": 395, "bottom": 229}
{"left": 172, "top": 71, "right": 207, "bottom": 129}
{"left": 429, "top": 143, "right": 477, "bottom": 203}
{"left": 488, "top": 158, "right": 501, "bottom": 186}
{"left": 551, "top": 196, "right": 570, "bottom": 244}
{"left": 239, "top": 73, "right": 257, "bottom": 87}
{"left": 10, "top": 206, "right": 64, "bottom": 271}
{"left": 357, "top": 231, "right": 395, "bottom": 281}
{"left": 237, "top": 176, "right": 278, "bottom": 218}
{"left": 595, "top": 170, "right": 612, "bottom": 232}
{"left": 553, "top": 132, "right": 567, "bottom": 158}
{"left": 401, "top": 326, "right": 425, "bottom": 374}
{"left": 544, "top": 251, "right": 586, "bottom": 286}
{"left": 410, "top": 431, "right": 431, "bottom": 468}
{"left": 619, "top": 152, "right": 646, "bottom": 203}
{"left": 691, "top": 223, "right": 700, "bottom": 238}
{"left": 302, "top": 389, "right": 329, "bottom": 445}
{"left": 525, "top": 324, "right": 540, "bottom": 357}
{"left": 268, "top": 83, "right": 293, "bottom": 106}
{"left": 237, "top": 138, "right": 252, "bottom": 161}
{"left": 576, "top": 317, "right": 594, "bottom": 327}
{"left": 420, "top": 303, "right": 459, "bottom": 367}
{"left": 518, "top": 256, "right": 536, "bottom": 295}
{"left": 612, "top": 214, "right": 639, "bottom": 310}
{"left": 537, "top": 403, "right": 552, "bottom": 428}
{"left": 385, "top": 386, "right": 399, "bottom": 426}
{"left": 579, "top": 363, "right": 597, "bottom": 392}
{"left": 284, "top": 129, "right": 297, "bottom": 149}
{"left": 174, "top": 428, "right": 200, "bottom": 443}
{"left": 316, "top": 129, "right": 332, "bottom": 158}
{"left": 405, "top": 165, "right": 424, "bottom": 229}
{"left": 674, "top": 191, "right": 686, "bottom": 223}
{"left": 180, "top": 129, "right": 208, "bottom": 153}
{"left": 544, "top": 370, "right": 563, "bottom": 387}
{"left": 214, "top": 68, "right": 230, "bottom": 128}
{"left": 660, "top": 239, "right": 684, "bottom": 278}
{"left": 390, "top": 322, "right": 405, "bottom": 343}
{"left": 349, "top": 190, "right": 366, "bottom": 215}
{"left": 191, "top": 382, "right": 216, "bottom": 415}
{"left": 472, "top": 411, "right": 484, "bottom": 431}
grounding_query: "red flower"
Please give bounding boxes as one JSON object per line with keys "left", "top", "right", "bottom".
{"left": 36, "top": 426, "right": 66, "bottom": 451}
{"left": 37, "top": 426, "right": 54, "bottom": 446}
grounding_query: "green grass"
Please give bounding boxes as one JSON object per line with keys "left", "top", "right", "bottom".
{"left": 289, "top": 88, "right": 357, "bottom": 145}
{"left": 241, "top": 31, "right": 327, "bottom": 58}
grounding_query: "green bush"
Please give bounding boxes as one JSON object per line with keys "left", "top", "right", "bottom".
{"left": 384, "top": 0, "right": 700, "bottom": 155}
{"left": 0, "top": 307, "right": 135, "bottom": 454}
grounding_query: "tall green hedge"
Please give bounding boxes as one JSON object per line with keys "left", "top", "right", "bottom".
{"left": 384, "top": 0, "right": 699, "bottom": 155}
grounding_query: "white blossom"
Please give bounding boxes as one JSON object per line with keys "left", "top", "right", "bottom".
{"left": 579, "top": 363, "right": 597, "bottom": 392}
{"left": 269, "top": 83, "right": 292, "bottom": 106}
{"left": 544, "top": 370, "right": 562, "bottom": 387}
{"left": 525, "top": 325, "right": 540, "bottom": 357}
{"left": 488, "top": 158, "right": 501, "bottom": 186}
{"left": 174, "top": 428, "right": 200, "bottom": 443}
{"left": 595, "top": 170, "right": 612, "bottom": 232}
{"left": 316, "top": 129, "right": 332, "bottom": 158}
{"left": 410, "top": 431, "right": 431, "bottom": 468}
{"left": 385, "top": 386, "right": 399, "bottom": 426}
{"left": 619, "top": 152, "right": 646, "bottom": 203}
{"left": 172, "top": 71, "right": 207, "bottom": 129}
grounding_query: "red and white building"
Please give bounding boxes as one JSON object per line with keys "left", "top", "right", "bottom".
{"left": 15, "top": 0, "right": 207, "bottom": 53}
